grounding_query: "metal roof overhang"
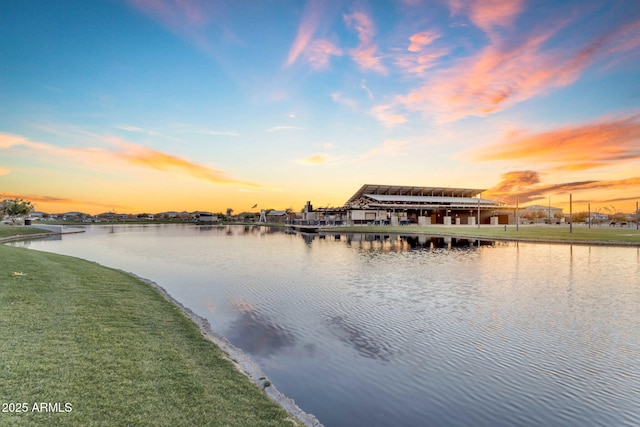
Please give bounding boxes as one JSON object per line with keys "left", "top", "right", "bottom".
{"left": 345, "top": 184, "right": 487, "bottom": 206}
{"left": 362, "top": 203, "right": 504, "bottom": 209}
{"left": 361, "top": 197, "right": 503, "bottom": 210}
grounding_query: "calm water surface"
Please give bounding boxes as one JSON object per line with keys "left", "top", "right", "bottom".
{"left": 11, "top": 224, "right": 640, "bottom": 426}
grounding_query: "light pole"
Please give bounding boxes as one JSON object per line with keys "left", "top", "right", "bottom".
{"left": 516, "top": 196, "right": 519, "bottom": 231}
{"left": 569, "top": 193, "right": 572, "bottom": 233}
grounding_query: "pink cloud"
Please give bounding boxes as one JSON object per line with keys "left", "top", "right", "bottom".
{"left": 408, "top": 31, "right": 440, "bottom": 52}
{"left": 389, "top": 19, "right": 640, "bottom": 124}
{"left": 469, "top": 114, "right": 640, "bottom": 170}
{"left": 305, "top": 39, "right": 343, "bottom": 69}
{"left": 284, "top": 0, "right": 325, "bottom": 67}
{"left": 395, "top": 31, "right": 449, "bottom": 75}
{"left": 370, "top": 104, "right": 407, "bottom": 127}
{"left": 447, "top": 0, "right": 525, "bottom": 35}
{"left": 0, "top": 133, "right": 27, "bottom": 149}
{"left": 344, "top": 11, "right": 386, "bottom": 74}
{"left": 127, "top": 0, "right": 219, "bottom": 52}
{"left": 128, "top": 0, "right": 213, "bottom": 29}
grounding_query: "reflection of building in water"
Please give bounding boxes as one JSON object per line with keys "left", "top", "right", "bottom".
{"left": 299, "top": 232, "right": 497, "bottom": 251}
{"left": 303, "top": 184, "right": 517, "bottom": 226}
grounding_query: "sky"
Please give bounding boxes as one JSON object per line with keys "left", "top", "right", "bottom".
{"left": 1, "top": 0, "right": 639, "bottom": 215}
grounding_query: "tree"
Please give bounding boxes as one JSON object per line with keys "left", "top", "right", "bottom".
{"left": 1, "top": 198, "right": 34, "bottom": 222}
{"left": 612, "top": 212, "right": 629, "bottom": 223}
{"left": 572, "top": 211, "right": 589, "bottom": 223}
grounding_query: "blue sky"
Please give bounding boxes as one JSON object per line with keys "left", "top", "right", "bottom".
{"left": 1, "top": 0, "right": 639, "bottom": 214}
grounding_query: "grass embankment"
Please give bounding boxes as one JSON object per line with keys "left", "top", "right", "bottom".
{"left": 0, "top": 243, "right": 300, "bottom": 426}
{"left": 0, "top": 226, "right": 51, "bottom": 239}
{"left": 326, "top": 224, "right": 640, "bottom": 245}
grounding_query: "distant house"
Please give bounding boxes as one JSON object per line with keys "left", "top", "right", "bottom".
{"left": 193, "top": 211, "right": 218, "bottom": 222}
{"left": 266, "top": 209, "right": 288, "bottom": 223}
{"left": 136, "top": 213, "right": 155, "bottom": 220}
{"left": 236, "top": 212, "right": 256, "bottom": 222}
{"left": 63, "top": 211, "right": 89, "bottom": 221}
{"left": 157, "top": 211, "right": 181, "bottom": 220}
{"left": 588, "top": 213, "right": 609, "bottom": 224}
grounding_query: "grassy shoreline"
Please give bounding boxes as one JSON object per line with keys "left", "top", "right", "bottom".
{"left": 0, "top": 226, "right": 53, "bottom": 240}
{"left": 0, "top": 238, "right": 304, "bottom": 426}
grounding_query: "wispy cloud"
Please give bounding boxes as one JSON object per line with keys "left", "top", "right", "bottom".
{"left": 394, "top": 29, "right": 449, "bottom": 76}
{"left": 469, "top": 0, "right": 524, "bottom": 34}
{"left": 344, "top": 11, "right": 386, "bottom": 74}
{"left": 363, "top": 139, "right": 410, "bottom": 157}
{"left": 468, "top": 114, "right": 640, "bottom": 170}
{"left": 204, "top": 131, "right": 240, "bottom": 137}
{"left": 447, "top": 0, "right": 525, "bottom": 36}
{"left": 380, "top": 12, "right": 640, "bottom": 125}
{"left": 105, "top": 137, "right": 260, "bottom": 187}
{"left": 296, "top": 153, "right": 331, "bottom": 165}
{"left": 127, "top": 0, "right": 220, "bottom": 52}
{"left": 360, "top": 79, "right": 373, "bottom": 99}
{"left": 305, "top": 39, "right": 343, "bottom": 69}
{"left": 116, "top": 124, "right": 146, "bottom": 133}
{"left": 265, "top": 126, "right": 305, "bottom": 132}
{"left": 0, "top": 191, "right": 128, "bottom": 211}
{"left": 0, "top": 134, "right": 27, "bottom": 149}
{"left": 0, "top": 132, "right": 259, "bottom": 188}
{"left": 370, "top": 104, "right": 406, "bottom": 127}
{"left": 295, "top": 151, "right": 344, "bottom": 166}
{"left": 408, "top": 30, "right": 441, "bottom": 52}
{"left": 284, "top": 0, "right": 326, "bottom": 67}
{"left": 331, "top": 92, "right": 359, "bottom": 110}
{"left": 401, "top": 50, "right": 451, "bottom": 76}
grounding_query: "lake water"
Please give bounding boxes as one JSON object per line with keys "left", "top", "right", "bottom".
{"left": 10, "top": 224, "right": 640, "bottom": 426}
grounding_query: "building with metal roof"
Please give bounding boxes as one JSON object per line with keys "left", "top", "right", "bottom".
{"left": 302, "top": 184, "right": 513, "bottom": 226}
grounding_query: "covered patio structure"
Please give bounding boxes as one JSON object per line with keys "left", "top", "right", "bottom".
{"left": 341, "top": 184, "right": 509, "bottom": 225}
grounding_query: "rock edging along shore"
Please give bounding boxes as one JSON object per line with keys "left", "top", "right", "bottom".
{"left": 126, "top": 271, "right": 323, "bottom": 427}
{"left": 0, "top": 232, "right": 56, "bottom": 243}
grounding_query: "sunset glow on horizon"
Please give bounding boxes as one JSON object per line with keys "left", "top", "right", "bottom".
{"left": 1, "top": 1, "right": 639, "bottom": 215}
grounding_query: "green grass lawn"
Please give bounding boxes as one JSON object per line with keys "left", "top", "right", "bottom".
{"left": 0, "top": 244, "right": 300, "bottom": 427}
{"left": 0, "top": 226, "right": 51, "bottom": 239}
{"left": 327, "top": 224, "right": 640, "bottom": 245}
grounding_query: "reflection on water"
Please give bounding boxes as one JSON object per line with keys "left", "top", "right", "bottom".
{"left": 301, "top": 231, "right": 497, "bottom": 251}
{"left": 226, "top": 300, "right": 297, "bottom": 357}
{"left": 327, "top": 315, "right": 393, "bottom": 362}
{"left": 9, "top": 224, "right": 640, "bottom": 427}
